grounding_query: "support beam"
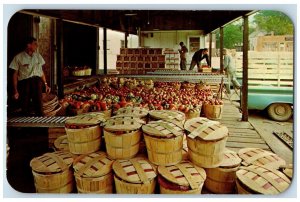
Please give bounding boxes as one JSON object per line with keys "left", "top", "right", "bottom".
{"left": 209, "top": 33, "right": 212, "bottom": 65}
{"left": 103, "top": 27, "right": 107, "bottom": 75}
{"left": 95, "top": 28, "right": 99, "bottom": 75}
{"left": 242, "top": 15, "right": 249, "bottom": 121}
{"left": 125, "top": 32, "right": 128, "bottom": 48}
{"left": 56, "top": 19, "right": 64, "bottom": 98}
{"left": 219, "top": 27, "right": 224, "bottom": 73}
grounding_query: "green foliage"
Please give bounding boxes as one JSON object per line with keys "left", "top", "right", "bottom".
{"left": 214, "top": 11, "right": 293, "bottom": 49}
{"left": 253, "top": 11, "right": 293, "bottom": 35}
{"left": 215, "top": 24, "right": 243, "bottom": 49}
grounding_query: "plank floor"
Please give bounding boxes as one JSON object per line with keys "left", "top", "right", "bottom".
{"left": 219, "top": 100, "right": 271, "bottom": 152}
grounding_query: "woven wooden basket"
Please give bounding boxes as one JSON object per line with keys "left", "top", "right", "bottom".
{"left": 238, "top": 148, "right": 286, "bottom": 170}
{"left": 73, "top": 151, "right": 114, "bottom": 193}
{"left": 203, "top": 104, "right": 224, "bottom": 120}
{"left": 112, "top": 157, "right": 157, "bottom": 194}
{"left": 65, "top": 112, "right": 106, "bottom": 154}
{"left": 30, "top": 151, "right": 74, "bottom": 193}
{"left": 104, "top": 115, "right": 145, "bottom": 159}
{"left": 185, "top": 108, "right": 201, "bottom": 120}
{"left": 184, "top": 117, "right": 228, "bottom": 168}
{"left": 149, "top": 110, "right": 185, "bottom": 128}
{"left": 142, "top": 120, "right": 184, "bottom": 166}
{"left": 236, "top": 165, "right": 291, "bottom": 194}
{"left": 158, "top": 161, "right": 206, "bottom": 194}
{"left": 181, "top": 82, "right": 195, "bottom": 90}
{"left": 54, "top": 135, "right": 69, "bottom": 151}
{"left": 204, "top": 149, "right": 242, "bottom": 194}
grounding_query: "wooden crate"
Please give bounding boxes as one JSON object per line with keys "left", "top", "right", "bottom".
{"left": 145, "top": 63, "right": 151, "bottom": 69}
{"left": 120, "top": 48, "right": 127, "bottom": 55}
{"left": 151, "top": 56, "right": 158, "bottom": 62}
{"left": 130, "top": 56, "right": 137, "bottom": 62}
{"left": 133, "top": 48, "right": 141, "bottom": 55}
{"left": 157, "top": 55, "right": 165, "bottom": 62}
{"left": 158, "top": 62, "right": 165, "bottom": 68}
{"left": 144, "top": 56, "right": 151, "bottom": 62}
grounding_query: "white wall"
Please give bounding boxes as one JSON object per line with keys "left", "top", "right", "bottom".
{"left": 99, "top": 28, "right": 138, "bottom": 70}
{"left": 141, "top": 30, "right": 205, "bottom": 63}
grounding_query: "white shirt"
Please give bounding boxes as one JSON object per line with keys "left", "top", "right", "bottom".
{"left": 9, "top": 51, "right": 45, "bottom": 81}
{"left": 223, "top": 54, "right": 235, "bottom": 73}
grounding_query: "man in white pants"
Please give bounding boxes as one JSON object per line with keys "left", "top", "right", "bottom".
{"left": 223, "top": 48, "right": 241, "bottom": 95}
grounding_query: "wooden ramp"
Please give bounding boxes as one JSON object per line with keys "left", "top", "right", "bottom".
{"left": 219, "top": 100, "right": 271, "bottom": 152}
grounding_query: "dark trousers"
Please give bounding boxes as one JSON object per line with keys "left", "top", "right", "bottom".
{"left": 18, "top": 76, "right": 43, "bottom": 116}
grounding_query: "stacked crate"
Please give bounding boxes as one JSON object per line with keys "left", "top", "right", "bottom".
{"left": 116, "top": 48, "right": 165, "bottom": 74}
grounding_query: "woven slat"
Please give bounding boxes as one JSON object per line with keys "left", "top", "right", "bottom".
{"left": 73, "top": 152, "right": 113, "bottom": 178}
{"left": 236, "top": 165, "right": 291, "bottom": 194}
{"left": 104, "top": 115, "right": 145, "bottom": 132}
{"left": 30, "top": 151, "right": 73, "bottom": 173}
{"left": 142, "top": 120, "right": 183, "bottom": 138}
{"left": 158, "top": 161, "right": 206, "bottom": 188}
{"left": 112, "top": 158, "right": 157, "bottom": 184}
{"left": 219, "top": 149, "right": 242, "bottom": 168}
{"left": 149, "top": 110, "right": 185, "bottom": 126}
{"left": 116, "top": 107, "right": 149, "bottom": 118}
{"left": 65, "top": 112, "right": 106, "bottom": 126}
{"left": 238, "top": 148, "right": 286, "bottom": 169}
{"left": 184, "top": 117, "right": 228, "bottom": 141}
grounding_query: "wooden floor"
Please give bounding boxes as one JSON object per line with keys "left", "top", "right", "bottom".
{"left": 220, "top": 100, "right": 271, "bottom": 152}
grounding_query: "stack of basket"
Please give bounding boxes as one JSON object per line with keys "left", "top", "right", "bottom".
{"left": 184, "top": 117, "right": 228, "bottom": 168}
{"left": 64, "top": 112, "right": 106, "bottom": 154}
{"left": 103, "top": 115, "right": 145, "bottom": 160}
{"left": 42, "top": 93, "right": 61, "bottom": 116}
{"left": 30, "top": 151, "right": 74, "bottom": 193}
{"left": 112, "top": 157, "right": 157, "bottom": 194}
{"left": 204, "top": 149, "right": 242, "bottom": 194}
{"left": 235, "top": 147, "right": 291, "bottom": 194}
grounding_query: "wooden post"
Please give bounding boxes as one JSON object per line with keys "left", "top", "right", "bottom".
{"left": 56, "top": 19, "right": 64, "bottom": 98}
{"left": 125, "top": 32, "right": 128, "bottom": 48}
{"left": 95, "top": 27, "right": 99, "bottom": 75}
{"left": 209, "top": 33, "right": 212, "bottom": 65}
{"left": 220, "top": 27, "right": 224, "bottom": 73}
{"left": 103, "top": 27, "right": 107, "bottom": 75}
{"left": 242, "top": 15, "right": 249, "bottom": 121}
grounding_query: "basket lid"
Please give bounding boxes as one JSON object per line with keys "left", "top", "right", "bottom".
{"left": 238, "top": 148, "right": 286, "bottom": 169}
{"left": 158, "top": 161, "right": 206, "bottom": 190}
{"left": 116, "top": 107, "right": 148, "bottom": 118}
{"left": 53, "top": 135, "right": 69, "bottom": 151}
{"left": 104, "top": 115, "right": 145, "bottom": 132}
{"left": 219, "top": 149, "right": 242, "bottom": 168}
{"left": 149, "top": 110, "right": 185, "bottom": 126}
{"left": 112, "top": 158, "right": 157, "bottom": 184}
{"left": 65, "top": 112, "right": 106, "bottom": 126}
{"left": 142, "top": 120, "right": 184, "bottom": 138}
{"left": 236, "top": 165, "right": 290, "bottom": 194}
{"left": 30, "top": 151, "right": 74, "bottom": 173}
{"left": 73, "top": 151, "right": 114, "bottom": 178}
{"left": 184, "top": 117, "right": 228, "bottom": 141}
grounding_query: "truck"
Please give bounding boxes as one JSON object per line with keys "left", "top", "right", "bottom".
{"left": 247, "top": 86, "right": 293, "bottom": 121}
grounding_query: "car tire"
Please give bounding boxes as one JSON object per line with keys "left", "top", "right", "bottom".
{"left": 267, "top": 103, "right": 292, "bottom": 122}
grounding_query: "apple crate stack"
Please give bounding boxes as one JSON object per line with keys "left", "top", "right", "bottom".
{"left": 116, "top": 48, "right": 165, "bottom": 74}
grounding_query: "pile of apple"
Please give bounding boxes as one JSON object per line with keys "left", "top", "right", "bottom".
{"left": 59, "top": 78, "right": 215, "bottom": 116}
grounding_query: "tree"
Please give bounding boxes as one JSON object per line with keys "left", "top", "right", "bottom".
{"left": 253, "top": 11, "right": 293, "bottom": 35}
{"left": 215, "top": 23, "right": 243, "bottom": 49}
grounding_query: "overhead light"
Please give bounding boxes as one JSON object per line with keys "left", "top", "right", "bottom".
{"left": 125, "top": 13, "right": 137, "bottom": 16}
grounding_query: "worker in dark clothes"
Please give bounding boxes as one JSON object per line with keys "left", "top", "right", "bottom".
{"left": 178, "top": 42, "right": 188, "bottom": 70}
{"left": 9, "top": 36, "right": 51, "bottom": 116}
{"left": 189, "top": 48, "right": 210, "bottom": 71}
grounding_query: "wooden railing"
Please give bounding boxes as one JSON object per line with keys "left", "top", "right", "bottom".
{"left": 235, "top": 51, "right": 293, "bottom": 87}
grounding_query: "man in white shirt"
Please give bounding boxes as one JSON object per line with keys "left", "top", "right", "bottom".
{"left": 223, "top": 48, "right": 241, "bottom": 94}
{"left": 9, "top": 37, "right": 51, "bottom": 116}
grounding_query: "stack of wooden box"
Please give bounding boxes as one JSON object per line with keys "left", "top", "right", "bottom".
{"left": 116, "top": 48, "right": 165, "bottom": 74}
